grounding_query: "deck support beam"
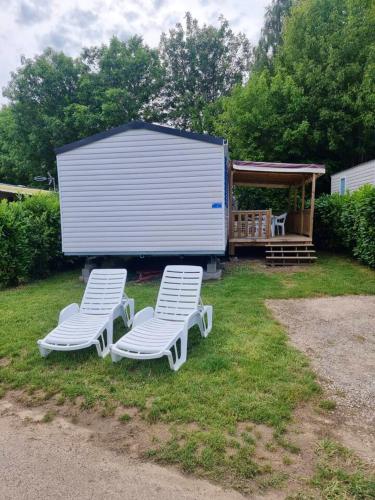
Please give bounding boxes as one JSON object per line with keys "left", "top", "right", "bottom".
{"left": 309, "top": 174, "right": 316, "bottom": 238}
{"left": 228, "top": 162, "right": 234, "bottom": 255}
{"left": 300, "top": 180, "right": 305, "bottom": 234}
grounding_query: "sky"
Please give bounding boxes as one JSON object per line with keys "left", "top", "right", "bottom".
{"left": 0, "top": 0, "right": 270, "bottom": 104}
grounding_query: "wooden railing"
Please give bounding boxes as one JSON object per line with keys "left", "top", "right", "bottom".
{"left": 286, "top": 209, "right": 311, "bottom": 236}
{"left": 231, "top": 210, "right": 272, "bottom": 239}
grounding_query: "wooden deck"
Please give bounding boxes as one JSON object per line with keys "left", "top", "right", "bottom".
{"left": 230, "top": 233, "right": 312, "bottom": 245}
{"left": 229, "top": 233, "right": 312, "bottom": 254}
{"left": 229, "top": 209, "right": 313, "bottom": 256}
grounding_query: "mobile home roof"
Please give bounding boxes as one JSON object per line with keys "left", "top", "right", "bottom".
{"left": 55, "top": 120, "right": 225, "bottom": 155}
{"left": 331, "top": 159, "right": 375, "bottom": 178}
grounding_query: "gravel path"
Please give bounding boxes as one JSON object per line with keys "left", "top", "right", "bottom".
{"left": 267, "top": 295, "right": 375, "bottom": 462}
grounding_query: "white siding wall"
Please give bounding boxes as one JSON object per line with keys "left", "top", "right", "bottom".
{"left": 57, "top": 128, "right": 226, "bottom": 255}
{"left": 331, "top": 160, "right": 375, "bottom": 194}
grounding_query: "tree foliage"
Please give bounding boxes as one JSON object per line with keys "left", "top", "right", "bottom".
{"left": 78, "top": 36, "right": 164, "bottom": 129}
{"left": 3, "top": 49, "right": 82, "bottom": 183}
{"left": 252, "top": 0, "right": 293, "bottom": 71}
{"left": 214, "top": 0, "right": 375, "bottom": 193}
{"left": 0, "top": 106, "right": 23, "bottom": 183}
{"left": 1, "top": 2, "right": 374, "bottom": 191}
{"left": 1, "top": 37, "right": 164, "bottom": 184}
{"left": 0, "top": 14, "right": 250, "bottom": 184}
{"left": 279, "top": 0, "right": 375, "bottom": 170}
{"left": 159, "top": 13, "right": 251, "bottom": 131}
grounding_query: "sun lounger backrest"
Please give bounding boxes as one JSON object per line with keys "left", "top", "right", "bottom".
{"left": 155, "top": 266, "right": 203, "bottom": 322}
{"left": 80, "top": 269, "right": 127, "bottom": 315}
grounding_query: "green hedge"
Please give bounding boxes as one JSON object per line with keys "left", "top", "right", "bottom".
{"left": 0, "top": 194, "right": 65, "bottom": 287}
{"left": 314, "top": 185, "right": 375, "bottom": 268}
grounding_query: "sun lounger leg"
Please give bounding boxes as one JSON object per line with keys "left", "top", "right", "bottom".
{"left": 125, "top": 298, "right": 135, "bottom": 327}
{"left": 95, "top": 322, "right": 112, "bottom": 358}
{"left": 167, "top": 329, "right": 188, "bottom": 371}
{"left": 111, "top": 351, "right": 123, "bottom": 363}
{"left": 38, "top": 344, "right": 51, "bottom": 357}
{"left": 198, "top": 305, "right": 213, "bottom": 337}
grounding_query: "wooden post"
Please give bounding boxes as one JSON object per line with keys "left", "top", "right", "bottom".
{"left": 287, "top": 187, "right": 292, "bottom": 211}
{"left": 309, "top": 174, "right": 316, "bottom": 239}
{"left": 267, "top": 208, "right": 272, "bottom": 239}
{"left": 228, "top": 162, "right": 235, "bottom": 255}
{"left": 293, "top": 187, "right": 298, "bottom": 211}
{"left": 300, "top": 180, "right": 305, "bottom": 234}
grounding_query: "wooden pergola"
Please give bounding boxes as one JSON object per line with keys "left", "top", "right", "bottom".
{"left": 228, "top": 160, "right": 325, "bottom": 256}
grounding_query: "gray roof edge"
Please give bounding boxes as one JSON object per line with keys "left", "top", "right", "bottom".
{"left": 331, "top": 159, "right": 375, "bottom": 177}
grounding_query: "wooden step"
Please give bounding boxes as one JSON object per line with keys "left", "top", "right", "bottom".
{"left": 266, "top": 243, "right": 313, "bottom": 247}
{"left": 265, "top": 242, "right": 317, "bottom": 266}
{"left": 266, "top": 249, "right": 316, "bottom": 254}
{"left": 267, "top": 261, "right": 315, "bottom": 266}
{"left": 267, "top": 255, "right": 317, "bottom": 260}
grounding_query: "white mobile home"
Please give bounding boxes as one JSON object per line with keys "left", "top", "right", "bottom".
{"left": 56, "top": 121, "right": 228, "bottom": 256}
{"left": 331, "top": 160, "right": 375, "bottom": 195}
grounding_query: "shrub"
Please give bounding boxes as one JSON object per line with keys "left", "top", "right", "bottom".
{"left": 314, "top": 185, "right": 375, "bottom": 268}
{"left": 313, "top": 193, "right": 347, "bottom": 251}
{"left": 0, "top": 194, "right": 65, "bottom": 287}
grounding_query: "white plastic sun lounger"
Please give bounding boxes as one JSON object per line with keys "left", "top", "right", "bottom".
{"left": 110, "top": 265, "right": 212, "bottom": 371}
{"left": 37, "top": 269, "right": 134, "bottom": 358}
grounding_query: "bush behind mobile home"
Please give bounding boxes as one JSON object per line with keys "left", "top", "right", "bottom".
{"left": 314, "top": 185, "right": 375, "bottom": 268}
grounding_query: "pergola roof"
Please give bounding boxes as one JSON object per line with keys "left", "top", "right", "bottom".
{"left": 0, "top": 183, "right": 50, "bottom": 196}
{"left": 232, "top": 161, "right": 325, "bottom": 174}
{"left": 231, "top": 160, "right": 325, "bottom": 188}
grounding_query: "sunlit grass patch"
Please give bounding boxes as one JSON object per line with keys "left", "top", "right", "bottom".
{"left": 311, "top": 440, "right": 375, "bottom": 499}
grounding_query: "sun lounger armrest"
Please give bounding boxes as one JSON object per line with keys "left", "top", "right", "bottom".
{"left": 59, "top": 303, "right": 80, "bottom": 324}
{"left": 183, "top": 310, "right": 202, "bottom": 330}
{"left": 132, "top": 307, "right": 154, "bottom": 328}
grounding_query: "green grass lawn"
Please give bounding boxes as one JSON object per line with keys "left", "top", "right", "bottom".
{"left": 1, "top": 254, "right": 374, "bottom": 495}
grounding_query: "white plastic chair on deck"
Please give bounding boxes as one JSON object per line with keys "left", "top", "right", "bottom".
{"left": 254, "top": 213, "right": 267, "bottom": 237}
{"left": 273, "top": 212, "right": 287, "bottom": 236}
{"left": 37, "top": 269, "right": 134, "bottom": 358}
{"left": 110, "top": 265, "right": 213, "bottom": 371}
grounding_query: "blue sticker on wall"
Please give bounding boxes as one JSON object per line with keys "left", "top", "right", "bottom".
{"left": 212, "top": 202, "right": 222, "bottom": 209}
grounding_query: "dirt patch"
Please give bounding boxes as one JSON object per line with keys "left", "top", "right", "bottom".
{"left": 3, "top": 389, "right": 173, "bottom": 461}
{"left": 0, "top": 398, "right": 244, "bottom": 500}
{"left": 1, "top": 394, "right": 308, "bottom": 498}
{"left": 0, "top": 357, "right": 10, "bottom": 367}
{"left": 267, "top": 295, "right": 375, "bottom": 464}
{"left": 1, "top": 383, "right": 372, "bottom": 498}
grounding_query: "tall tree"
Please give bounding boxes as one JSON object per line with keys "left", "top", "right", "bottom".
{"left": 278, "top": 0, "right": 375, "bottom": 169}
{"left": 3, "top": 49, "right": 82, "bottom": 183}
{"left": 0, "top": 107, "right": 24, "bottom": 184}
{"left": 215, "top": 0, "right": 375, "bottom": 186}
{"left": 158, "top": 12, "right": 251, "bottom": 131}
{"left": 252, "top": 0, "right": 293, "bottom": 71}
{"left": 78, "top": 36, "right": 164, "bottom": 129}
{"left": 3, "top": 37, "right": 164, "bottom": 183}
